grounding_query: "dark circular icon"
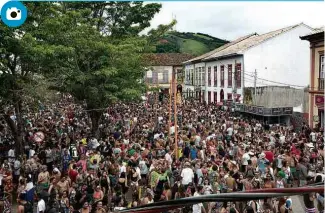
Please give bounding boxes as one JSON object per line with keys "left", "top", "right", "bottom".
{"left": 10, "top": 10, "right": 20, "bottom": 18}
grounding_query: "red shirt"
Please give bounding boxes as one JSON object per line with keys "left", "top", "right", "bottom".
{"left": 264, "top": 151, "right": 274, "bottom": 163}
{"left": 68, "top": 169, "right": 78, "bottom": 183}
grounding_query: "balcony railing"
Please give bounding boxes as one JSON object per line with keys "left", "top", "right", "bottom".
{"left": 319, "top": 78, "right": 324, "bottom": 90}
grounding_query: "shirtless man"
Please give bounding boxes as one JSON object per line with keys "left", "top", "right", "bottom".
{"left": 38, "top": 166, "right": 50, "bottom": 189}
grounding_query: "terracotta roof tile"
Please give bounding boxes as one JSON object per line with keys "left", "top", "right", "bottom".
{"left": 145, "top": 53, "right": 194, "bottom": 66}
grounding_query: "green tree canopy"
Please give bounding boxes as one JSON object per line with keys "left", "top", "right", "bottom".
{"left": 0, "top": 2, "right": 175, "bottom": 150}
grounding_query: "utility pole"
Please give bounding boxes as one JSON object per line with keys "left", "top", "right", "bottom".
{"left": 155, "top": 81, "right": 159, "bottom": 129}
{"left": 254, "top": 69, "right": 257, "bottom": 105}
{"left": 173, "top": 70, "right": 178, "bottom": 160}
{"left": 168, "top": 80, "right": 172, "bottom": 140}
{"left": 233, "top": 62, "right": 237, "bottom": 103}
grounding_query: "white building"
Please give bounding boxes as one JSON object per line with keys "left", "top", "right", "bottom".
{"left": 183, "top": 23, "right": 314, "bottom": 104}
{"left": 145, "top": 53, "right": 193, "bottom": 94}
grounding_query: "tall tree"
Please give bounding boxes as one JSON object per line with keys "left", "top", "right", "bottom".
{"left": 0, "top": 3, "right": 71, "bottom": 154}
{"left": 1, "top": 2, "right": 175, "bottom": 147}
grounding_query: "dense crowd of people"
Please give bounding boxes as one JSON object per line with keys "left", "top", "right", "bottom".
{"left": 0, "top": 94, "right": 324, "bottom": 213}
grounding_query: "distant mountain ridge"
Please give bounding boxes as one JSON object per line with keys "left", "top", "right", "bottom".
{"left": 155, "top": 31, "right": 229, "bottom": 56}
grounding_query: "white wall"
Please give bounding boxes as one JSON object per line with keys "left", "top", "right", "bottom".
{"left": 244, "top": 25, "right": 313, "bottom": 88}
{"left": 203, "top": 56, "right": 244, "bottom": 102}
{"left": 148, "top": 66, "right": 173, "bottom": 82}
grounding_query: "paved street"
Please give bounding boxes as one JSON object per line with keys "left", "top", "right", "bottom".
{"left": 292, "top": 195, "right": 306, "bottom": 213}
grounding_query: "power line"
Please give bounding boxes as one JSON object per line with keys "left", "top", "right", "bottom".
{"left": 244, "top": 73, "right": 309, "bottom": 88}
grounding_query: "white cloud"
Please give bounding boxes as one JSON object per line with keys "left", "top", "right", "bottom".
{"left": 149, "top": 2, "right": 325, "bottom": 40}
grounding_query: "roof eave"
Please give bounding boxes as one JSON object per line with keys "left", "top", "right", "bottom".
{"left": 149, "top": 64, "right": 183, "bottom": 67}
{"left": 300, "top": 32, "right": 324, "bottom": 41}
{"left": 202, "top": 53, "right": 242, "bottom": 62}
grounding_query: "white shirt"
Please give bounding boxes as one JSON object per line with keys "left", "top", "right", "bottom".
{"left": 37, "top": 199, "right": 46, "bottom": 213}
{"left": 26, "top": 182, "right": 34, "bottom": 191}
{"left": 242, "top": 153, "right": 250, "bottom": 166}
{"left": 279, "top": 135, "right": 286, "bottom": 144}
{"left": 119, "top": 165, "right": 126, "bottom": 175}
{"left": 170, "top": 126, "right": 175, "bottom": 134}
{"left": 154, "top": 133, "right": 161, "bottom": 139}
{"left": 192, "top": 192, "right": 203, "bottom": 213}
{"left": 165, "top": 153, "right": 172, "bottom": 166}
{"left": 29, "top": 149, "right": 36, "bottom": 158}
{"left": 227, "top": 127, "right": 234, "bottom": 136}
{"left": 181, "top": 168, "right": 194, "bottom": 185}
{"left": 310, "top": 132, "right": 316, "bottom": 142}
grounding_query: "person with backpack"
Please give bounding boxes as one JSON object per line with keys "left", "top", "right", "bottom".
{"left": 17, "top": 193, "right": 33, "bottom": 213}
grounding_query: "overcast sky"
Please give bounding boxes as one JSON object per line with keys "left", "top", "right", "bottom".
{"left": 0, "top": 1, "right": 323, "bottom": 41}
{"left": 149, "top": 2, "right": 324, "bottom": 40}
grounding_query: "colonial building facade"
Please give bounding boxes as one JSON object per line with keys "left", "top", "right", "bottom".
{"left": 300, "top": 28, "right": 324, "bottom": 128}
{"left": 183, "top": 23, "right": 313, "bottom": 104}
{"left": 145, "top": 53, "right": 193, "bottom": 94}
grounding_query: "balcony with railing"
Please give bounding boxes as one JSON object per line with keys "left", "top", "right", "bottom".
{"left": 319, "top": 78, "right": 324, "bottom": 90}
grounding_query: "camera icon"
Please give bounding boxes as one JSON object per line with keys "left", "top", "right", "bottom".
{"left": 6, "top": 7, "right": 22, "bottom": 21}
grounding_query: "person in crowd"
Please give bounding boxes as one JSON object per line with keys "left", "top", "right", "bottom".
{"left": 0, "top": 96, "right": 323, "bottom": 213}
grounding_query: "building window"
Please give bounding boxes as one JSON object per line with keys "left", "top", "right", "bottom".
{"left": 228, "top": 64, "right": 232, "bottom": 88}
{"left": 227, "top": 93, "right": 232, "bottom": 100}
{"left": 208, "top": 67, "right": 211, "bottom": 86}
{"left": 186, "top": 70, "right": 190, "bottom": 84}
{"left": 198, "top": 67, "right": 202, "bottom": 86}
{"left": 152, "top": 72, "right": 158, "bottom": 84}
{"left": 208, "top": 91, "right": 211, "bottom": 103}
{"left": 162, "top": 72, "right": 168, "bottom": 83}
{"left": 214, "top": 66, "right": 217, "bottom": 87}
{"left": 321, "top": 55, "right": 324, "bottom": 78}
{"left": 221, "top": 65, "right": 225, "bottom": 87}
{"left": 195, "top": 68, "right": 198, "bottom": 86}
{"left": 202, "top": 67, "right": 206, "bottom": 86}
{"left": 236, "top": 63, "right": 242, "bottom": 88}
{"left": 214, "top": 92, "right": 217, "bottom": 103}
{"left": 191, "top": 69, "right": 194, "bottom": 85}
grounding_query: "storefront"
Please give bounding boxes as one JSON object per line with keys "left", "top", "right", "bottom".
{"left": 234, "top": 104, "right": 293, "bottom": 125}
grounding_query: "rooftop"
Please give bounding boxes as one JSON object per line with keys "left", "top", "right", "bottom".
{"left": 145, "top": 53, "right": 194, "bottom": 66}
{"left": 184, "top": 23, "right": 312, "bottom": 63}
{"left": 183, "top": 33, "right": 256, "bottom": 64}
{"left": 300, "top": 27, "right": 324, "bottom": 40}
{"left": 204, "top": 23, "right": 309, "bottom": 61}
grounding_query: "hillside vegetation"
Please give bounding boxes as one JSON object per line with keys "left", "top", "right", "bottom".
{"left": 155, "top": 31, "right": 229, "bottom": 56}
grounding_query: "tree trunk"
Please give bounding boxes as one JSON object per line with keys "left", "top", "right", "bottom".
{"left": 88, "top": 110, "right": 103, "bottom": 138}
{"left": 2, "top": 111, "right": 24, "bottom": 156}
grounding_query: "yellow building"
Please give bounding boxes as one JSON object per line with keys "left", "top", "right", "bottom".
{"left": 300, "top": 28, "right": 324, "bottom": 128}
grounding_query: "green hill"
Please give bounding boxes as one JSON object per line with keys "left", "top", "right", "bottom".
{"left": 155, "top": 31, "right": 229, "bottom": 56}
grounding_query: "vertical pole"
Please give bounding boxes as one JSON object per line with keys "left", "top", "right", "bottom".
{"left": 155, "top": 81, "right": 159, "bottom": 129}
{"left": 168, "top": 80, "right": 172, "bottom": 139}
{"left": 254, "top": 69, "right": 257, "bottom": 105}
{"left": 233, "top": 62, "right": 237, "bottom": 103}
{"left": 173, "top": 70, "right": 178, "bottom": 160}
